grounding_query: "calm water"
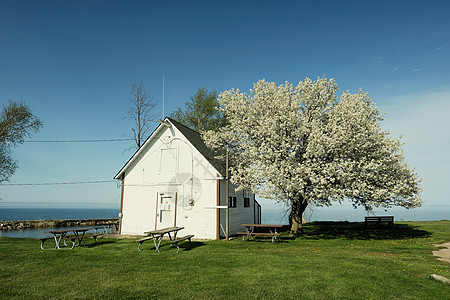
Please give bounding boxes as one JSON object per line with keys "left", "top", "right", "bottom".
{"left": 1, "top": 205, "right": 448, "bottom": 238}
{"left": 261, "top": 205, "right": 450, "bottom": 224}
{"left": 0, "top": 207, "right": 120, "bottom": 222}
{"left": 0, "top": 207, "right": 120, "bottom": 238}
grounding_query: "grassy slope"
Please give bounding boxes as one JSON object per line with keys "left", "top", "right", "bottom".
{"left": 0, "top": 221, "right": 449, "bottom": 299}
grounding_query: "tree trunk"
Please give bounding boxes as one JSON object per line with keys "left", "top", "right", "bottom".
{"left": 289, "top": 198, "right": 308, "bottom": 236}
{"left": 290, "top": 214, "right": 303, "bottom": 236}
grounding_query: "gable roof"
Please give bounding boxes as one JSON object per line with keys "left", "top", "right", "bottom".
{"left": 166, "top": 118, "right": 226, "bottom": 175}
{"left": 114, "top": 117, "right": 225, "bottom": 179}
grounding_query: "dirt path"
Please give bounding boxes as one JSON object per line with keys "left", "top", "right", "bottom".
{"left": 428, "top": 243, "right": 450, "bottom": 284}
{"left": 433, "top": 242, "right": 450, "bottom": 264}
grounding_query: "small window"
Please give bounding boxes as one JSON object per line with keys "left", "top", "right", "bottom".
{"left": 243, "top": 190, "right": 251, "bottom": 207}
{"left": 228, "top": 197, "right": 236, "bottom": 208}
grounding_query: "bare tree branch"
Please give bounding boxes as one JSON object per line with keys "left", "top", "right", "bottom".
{"left": 124, "top": 80, "right": 158, "bottom": 149}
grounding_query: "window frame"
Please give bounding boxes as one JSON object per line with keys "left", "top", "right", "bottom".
{"left": 243, "top": 190, "right": 251, "bottom": 207}
{"left": 228, "top": 196, "right": 237, "bottom": 208}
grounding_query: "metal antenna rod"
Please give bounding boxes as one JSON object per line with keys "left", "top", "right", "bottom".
{"left": 162, "top": 74, "right": 165, "bottom": 118}
{"left": 226, "top": 146, "right": 229, "bottom": 240}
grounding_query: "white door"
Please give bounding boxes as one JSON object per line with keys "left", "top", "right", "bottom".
{"left": 157, "top": 194, "right": 174, "bottom": 229}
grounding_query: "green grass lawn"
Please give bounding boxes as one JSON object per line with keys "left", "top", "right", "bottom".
{"left": 1, "top": 221, "right": 449, "bottom": 299}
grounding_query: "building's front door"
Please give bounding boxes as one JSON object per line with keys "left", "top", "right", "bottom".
{"left": 157, "top": 193, "right": 175, "bottom": 229}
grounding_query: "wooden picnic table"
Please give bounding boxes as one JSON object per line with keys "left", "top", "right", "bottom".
{"left": 238, "top": 224, "right": 283, "bottom": 243}
{"left": 139, "top": 226, "right": 185, "bottom": 252}
{"left": 37, "top": 228, "right": 99, "bottom": 250}
{"left": 92, "top": 222, "right": 119, "bottom": 234}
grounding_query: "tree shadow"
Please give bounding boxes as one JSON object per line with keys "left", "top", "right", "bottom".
{"left": 84, "top": 240, "right": 117, "bottom": 248}
{"left": 300, "top": 221, "right": 431, "bottom": 240}
{"left": 152, "top": 241, "right": 206, "bottom": 252}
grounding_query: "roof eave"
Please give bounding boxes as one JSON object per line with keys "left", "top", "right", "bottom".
{"left": 113, "top": 119, "right": 169, "bottom": 180}
{"left": 114, "top": 117, "right": 225, "bottom": 180}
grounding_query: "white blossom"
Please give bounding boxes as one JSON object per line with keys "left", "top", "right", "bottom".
{"left": 203, "top": 77, "right": 422, "bottom": 232}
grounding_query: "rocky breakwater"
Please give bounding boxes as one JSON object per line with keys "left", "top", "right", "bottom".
{"left": 0, "top": 218, "right": 119, "bottom": 231}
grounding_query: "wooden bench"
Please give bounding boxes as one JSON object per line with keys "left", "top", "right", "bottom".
{"left": 135, "top": 235, "right": 160, "bottom": 252}
{"left": 236, "top": 232, "right": 281, "bottom": 243}
{"left": 169, "top": 235, "right": 194, "bottom": 253}
{"left": 364, "top": 216, "right": 394, "bottom": 228}
{"left": 36, "top": 237, "right": 56, "bottom": 250}
{"left": 65, "top": 234, "right": 102, "bottom": 249}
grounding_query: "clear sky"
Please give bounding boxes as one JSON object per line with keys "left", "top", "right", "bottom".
{"left": 0, "top": 0, "right": 449, "bottom": 210}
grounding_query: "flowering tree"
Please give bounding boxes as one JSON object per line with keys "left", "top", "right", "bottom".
{"left": 203, "top": 77, "right": 422, "bottom": 235}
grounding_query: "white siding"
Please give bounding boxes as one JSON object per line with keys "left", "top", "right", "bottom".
{"left": 120, "top": 124, "right": 220, "bottom": 239}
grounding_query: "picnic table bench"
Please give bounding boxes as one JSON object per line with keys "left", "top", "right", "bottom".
{"left": 36, "top": 236, "right": 57, "bottom": 250}
{"left": 236, "top": 231, "right": 281, "bottom": 243}
{"left": 136, "top": 235, "right": 160, "bottom": 251}
{"left": 238, "top": 224, "right": 283, "bottom": 243}
{"left": 364, "top": 216, "right": 394, "bottom": 228}
{"left": 169, "top": 235, "right": 194, "bottom": 253}
{"left": 65, "top": 233, "right": 102, "bottom": 249}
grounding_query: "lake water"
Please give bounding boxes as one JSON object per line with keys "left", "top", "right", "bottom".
{"left": 0, "top": 207, "right": 120, "bottom": 238}
{"left": 0, "top": 226, "right": 113, "bottom": 239}
{"left": 261, "top": 205, "right": 450, "bottom": 224}
{"left": 0, "top": 207, "right": 120, "bottom": 222}
{"left": 0, "top": 204, "right": 448, "bottom": 238}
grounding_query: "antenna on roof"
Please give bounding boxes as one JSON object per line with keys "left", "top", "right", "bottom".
{"left": 162, "top": 74, "right": 165, "bottom": 119}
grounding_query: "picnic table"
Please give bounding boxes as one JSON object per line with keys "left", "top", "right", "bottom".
{"left": 37, "top": 228, "right": 100, "bottom": 250}
{"left": 92, "top": 222, "right": 119, "bottom": 234}
{"left": 137, "top": 226, "right": 187, "bottom": 252}
{"left": 238, "top": 224, "right": 283, "bottom": 243}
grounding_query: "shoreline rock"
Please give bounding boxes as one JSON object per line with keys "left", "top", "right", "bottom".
{"left": 0, "top": 218, "right": 119, "bottom": 230}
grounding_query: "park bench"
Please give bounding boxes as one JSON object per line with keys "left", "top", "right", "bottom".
{"left": 169, "top": 235, "right": 194, "bottom": 253}
{"left": 65, "top": 233, "right": 102, "bottom": 249}
{"left": 364, "top": 216, "right": 394, "bottom": 228}
{"left": 36, "top": 236, "right": 56, "bottom": 250}
{"left": 136, "top": 235, "right": 160, "bottom": 251}
{"left": 236, "top": 232, "right": 281, "bottom": 243}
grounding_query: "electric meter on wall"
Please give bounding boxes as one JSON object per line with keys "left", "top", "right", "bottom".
{"left": 160, "top": 195, "right": 172, "bottom": 211}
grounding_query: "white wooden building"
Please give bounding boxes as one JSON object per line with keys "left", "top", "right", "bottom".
{"left": 114, "top": 117, "right": 261, "bottom": 239}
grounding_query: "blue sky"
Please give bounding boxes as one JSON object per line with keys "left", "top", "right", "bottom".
{"left": 0, "top": 1, "right": 449, "bottom": 212}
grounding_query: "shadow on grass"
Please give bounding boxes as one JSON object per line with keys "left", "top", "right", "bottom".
{"left": 251, "top": 238, "right": 294, "bottom": 244}
{"left": 233, "top": 237, "right": 291, "bottom": 244}
{"left": 147, "top": 241, "right": 206, "bottom": 252}
{"left": 84, "top": 240, "right": 117, "bottom": 248}
{"left": 180, "top": 241, "right": 206, "bottom": 252}
{"left": 300, "top": 221, "right": 431, "bottom": 240}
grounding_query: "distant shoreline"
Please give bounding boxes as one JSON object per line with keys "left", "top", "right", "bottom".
{"left": 0, "top": 217, "right": 119, "bottom": 231}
